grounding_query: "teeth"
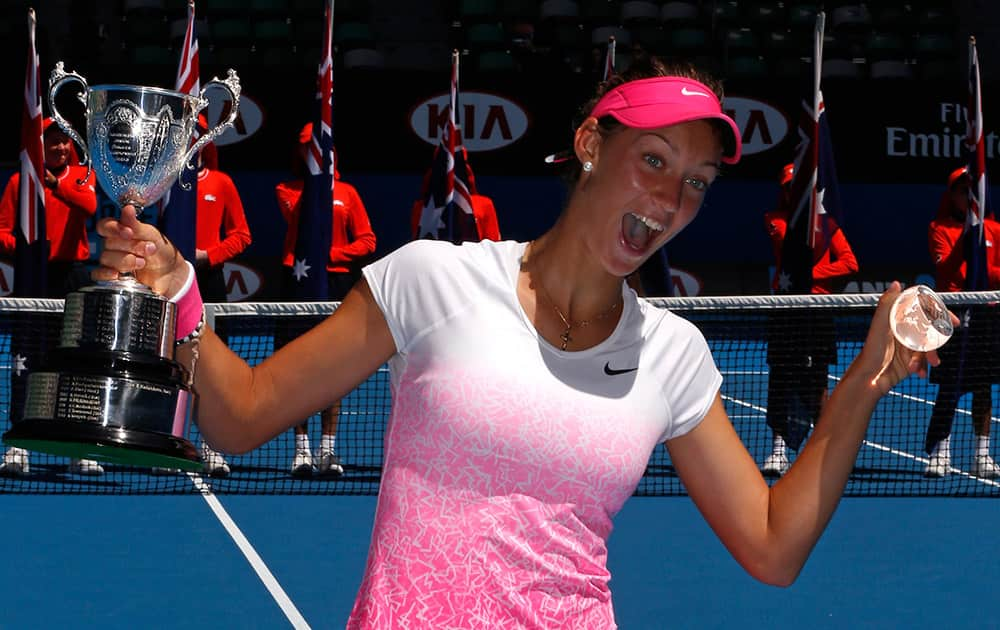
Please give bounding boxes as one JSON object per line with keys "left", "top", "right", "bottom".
{"left": 631, "top": 212, "right": 664, "bottom": 232}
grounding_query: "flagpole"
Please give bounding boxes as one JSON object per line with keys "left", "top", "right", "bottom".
{"left": 806, "top": 11, "right": 825, "bottom": 249}
{"left": 446, "top": 49, "right": 459, "bottom": 242}
{"left": 813, "top": 12, "right": 824, "bottom": 114}
{"left": 603, "top": 36, "right": 616, "bottom": 81}
{"left": 968, "top": 36, "right": 984, "bottom": 233}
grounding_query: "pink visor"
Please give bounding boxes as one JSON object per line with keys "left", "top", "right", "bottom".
{"left": 589, "top": 77, "right": 742, "bottom": 164}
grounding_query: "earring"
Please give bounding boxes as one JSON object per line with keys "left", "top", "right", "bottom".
{"left": 582, "top": 161, "right": 593, "bottom": 172}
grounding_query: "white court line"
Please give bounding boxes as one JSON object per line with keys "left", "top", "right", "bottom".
{"left": 187, "top": 473, "right": 312, "bottom": 629}
{"left": 862, "top": 439, "right": 1000, "bottom": 488}
{"left": 721, "top": 389, "right": 1000, "bottom": 488}
{"left": 827, "top": 373, "right": 1000, "bottom": 425}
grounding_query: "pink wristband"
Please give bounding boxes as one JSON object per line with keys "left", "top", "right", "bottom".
{"left": 170, "top": 261, "right": 204, "bottom": 341}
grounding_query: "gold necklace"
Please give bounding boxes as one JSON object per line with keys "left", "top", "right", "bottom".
{"left": 535, "top": 280, "right": 621, "bottom": 350}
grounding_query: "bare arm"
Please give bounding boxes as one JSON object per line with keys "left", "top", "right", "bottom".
{"left": 96, "top": 205, "right": 396, "bottom": 454}
{"left": 667, "top": 283, "right": 940, "bottom": 586}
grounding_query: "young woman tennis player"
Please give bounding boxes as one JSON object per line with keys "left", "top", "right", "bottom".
{"left": 95, "top": 56, "right": 942, "bottom": 628}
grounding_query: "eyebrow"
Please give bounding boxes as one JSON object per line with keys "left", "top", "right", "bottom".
{"left": 638, "top": 131, "right": 722, "bottom": 170}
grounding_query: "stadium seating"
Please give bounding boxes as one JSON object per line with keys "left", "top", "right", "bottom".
{"left": 17, "top": 0, "right": 973, "bottom": 82}
{"left": 620, "top": 1, "right": 660, "bottom": 27}
{"left": 660, "top": 1, "right": 699, "bottom": 25}
{"left": 343, "top": 47, "right": 386, "bottom": 70}
{"left": 477, "top": 49, "right": 519, "bottom": 72}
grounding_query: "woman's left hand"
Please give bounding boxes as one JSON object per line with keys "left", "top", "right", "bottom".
{"left": 858, "top": 281, "right": 956, "bottom": 395}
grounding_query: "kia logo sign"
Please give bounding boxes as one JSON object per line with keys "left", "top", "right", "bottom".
{"left": 205, "top": 93, "right": 264, "bottom": 146}
{"left": 224, "top": 262, "right": 263, "bottom": 301}
{"left": 0, "top": 262, "right": 12, "bottom": 297}
{"left": 722, "top": 96, "right": 789, "bottom": 156}
{"left": 410, "top": 91, "right": 529, "bottom": 151}
{"left": 670, "top": 268, "right": 702, "bottom": 297}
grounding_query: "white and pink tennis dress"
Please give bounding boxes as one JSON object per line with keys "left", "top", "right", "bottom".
{"left": 349, "top": 240, "right": 720, "bottom": 628}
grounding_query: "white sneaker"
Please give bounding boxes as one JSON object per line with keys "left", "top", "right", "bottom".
{"left": 69, "top": 458, "right": 104, "bottom": 476}
{"left": 762, "top": 450, "right": 789, "bottom": 477}
{"left": 972, "top": 454, "right": 1000, "bottom": 479}
{"left": 924, "top": 452, "right": 951, "bottom": 478}
{"left": 316, "top": 449, "right": 344, "bottom": 478}
{"left": 201, "top": 444, "right": 230, "bottom": 478}
{"left": 291, "top": 449, "right": 314, "bottom": 477}
{"left": 0, "top": 447, "right": 30, "bottom": 477}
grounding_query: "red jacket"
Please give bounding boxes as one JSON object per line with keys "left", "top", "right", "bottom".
{"left": 765, "top": 210, "right": 859, "bottom": 294}
{"left": 0, "top": 165, "right": 96, "bottom": 262}
{"left": 409, "top": 194, "right": 501, "bottom": 241}
{"left": 929, "top": 200, "right": 1000, "bottom": 291}
{"left": 195, "top": 168, "right": 251, "bottom": 268}
{"left": 275, "top": 179, "right": 376, "bottom": 273}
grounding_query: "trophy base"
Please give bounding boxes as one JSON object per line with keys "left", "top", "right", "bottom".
{"left": 3, "top": 419, "right": 202, "bottom": 472}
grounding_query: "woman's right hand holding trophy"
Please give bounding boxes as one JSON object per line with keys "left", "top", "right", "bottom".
{"left": 94, "top": 203, "right": 189, "bottom": 299}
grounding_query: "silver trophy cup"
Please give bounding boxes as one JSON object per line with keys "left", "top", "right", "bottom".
{"left": 2, "top": 64, "right": 241, "bottom": 472}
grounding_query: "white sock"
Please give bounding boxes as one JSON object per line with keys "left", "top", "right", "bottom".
{"left": 771, "top": 433, "right": 786, "bottom": 455}
{"left": 321, "top": 434, "right": 336, "bottom": 453}
{"left": 976, "top": 435, "right": 991, "bottom": 459}
{"left": 931, "top": 436, "right": 951, "bottom": 459}
{"left": 296, "top": 434, "right": 311, "bottom": 453}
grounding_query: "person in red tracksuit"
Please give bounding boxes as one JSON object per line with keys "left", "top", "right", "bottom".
{"left": 193, "top": 162, "right": 252, "bottom": 303}
{"left": 0, "top": 118, "right": 96, "bottom": 297}
{"left": 0, "top": 118, "right": 104, "bottom": 477}
{"left": 923, "top": 166, "right": 1000, "bottom": 479}
{"left": 761, "top": 163, "right": 858, "bottom": 476}
{"left": 274, "top": 125, "right": 376, "bottom": 478}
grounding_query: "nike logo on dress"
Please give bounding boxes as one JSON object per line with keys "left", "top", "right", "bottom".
{"left": 680, "top": 87, "right": 710, "bottom": 98}
{"left": 604, "top": 362, "right": 638, "bottom": 376}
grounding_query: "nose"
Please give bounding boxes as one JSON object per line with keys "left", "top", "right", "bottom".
{"left": 649, "top": 173, "right": 684, "bottom": 215}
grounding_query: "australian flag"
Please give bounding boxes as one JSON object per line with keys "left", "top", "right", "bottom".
{"left": 9, "top": 9, "right": 48, "bottom": 426}
{"left": 963, "top": 37, "right": 989, "bottom": 292}
{"left": 779, "top": 13, "right": 844, "bottom": 295}
{"left": 14, "top": 8, "right": 47, "bottom": 299}
{"left": 416, "top": 50, "right": 477, "bottom": 243}
{"left": 159, "top": 0, "right": 199, "bottom": 262}
{"left": 290, "top": 0, "right": 335, "bottom": 299}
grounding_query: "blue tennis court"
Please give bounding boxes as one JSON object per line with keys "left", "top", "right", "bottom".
{"left": 4, "top": 492, "right": 999, "bottom": 628}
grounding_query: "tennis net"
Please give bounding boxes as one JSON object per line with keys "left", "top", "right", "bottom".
{"left": 1, "top": 292, "right": 999, "bottom": 496}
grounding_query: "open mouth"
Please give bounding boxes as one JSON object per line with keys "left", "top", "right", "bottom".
{"left": 622, "top": 212, "right": 664, "bottom": 251}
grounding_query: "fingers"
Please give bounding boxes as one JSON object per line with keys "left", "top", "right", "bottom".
{"left": 96, "top": 205, "right": 141, "bottom": 240}
{"left": 92, "top": 204, "right": 162, "bottom": 282}
{"left": 877, "top": 280, "right": 902, "bottom": 312}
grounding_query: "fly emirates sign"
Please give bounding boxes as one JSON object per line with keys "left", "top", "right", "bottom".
{"left": 885, "top": 101, "right": 1000, "bottom": 159}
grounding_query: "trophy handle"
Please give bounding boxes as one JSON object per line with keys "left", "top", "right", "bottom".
{"left": 178, "top": 69, "right": 242, "bottom": 191}
{"left": 48, "top": 62, "right": 93, "bottom": 187}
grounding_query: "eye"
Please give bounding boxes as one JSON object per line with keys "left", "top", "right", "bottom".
{"left": 644, "top": 154, "right": 663, "bottom": 169}
{"left": 684, "top": 176, "right": 708, "bottom": 192}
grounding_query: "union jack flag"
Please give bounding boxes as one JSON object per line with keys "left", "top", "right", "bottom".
{"left": 416, "top": 50, "right": 477, "bottom": 243}
{"left": 779, "top": 11, "right": 845, "bottom": 295}
{"left": 160, "top": 0, "right": 199, "bottom": 262}
{"left": 290, "top": 0, "right": 335, "bottom": 299}
{"left": 963, "top": 36, "right": 989, "bottom": 292}
{"left": 14, "top": 8, "right": 48, "bottom": 298}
